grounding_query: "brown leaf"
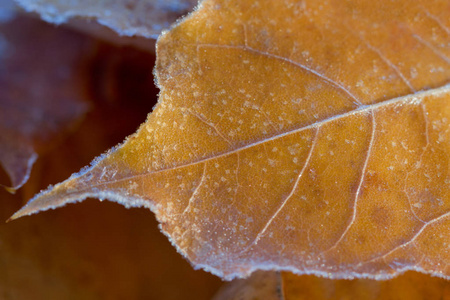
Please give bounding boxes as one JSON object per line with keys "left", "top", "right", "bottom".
{"left": 282, "top": 271, "right": 450, "bottom": 300}
{"left": 15, "top": 0, "right": 197, "bottom": 39}
{"left": 12, "top": 0, "right": 450, "bottom": 281}
{"left": 215, "top": 271, "right": 450, "bottom": 300}
{"left": 0, "top": 10, "right": 91, "bottom": 191}
{"left": 212, "top": 271, "right": 283, "bottom": 300}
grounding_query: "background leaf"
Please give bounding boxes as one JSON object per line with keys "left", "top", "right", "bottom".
{"left": 213, "top": 271, "right": 282, "bottom": 300}
{"left": 282, "top": 271, "right": 450, "bottom": 300}
{"left": 215, "top": 271, "right": 450, "bottom": 300}
{"left": 14, "top": 0, "right": 198, "bottom": 39}
{"left": 0, "top": 7, "right": 90, "bottom": 191}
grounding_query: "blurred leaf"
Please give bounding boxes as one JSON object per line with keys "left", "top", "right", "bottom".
{"left": 0, "top": 11, "right": 91, "bottom": 191}
{"left": 213, "top": 272, "right": 282, "bottom": 300}
{"left": 15, "top": 0, "right": 198, "bottom": 39}
{"left": 282, "top": 271, "right": 450, "bottom": 300}
{"left": 214, "top": 271, "right": 450, "bottom": 300}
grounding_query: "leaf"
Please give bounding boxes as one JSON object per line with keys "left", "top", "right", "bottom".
{"left": 212, "top": 271, "right": 283, "bottom": 300}
{"left": 0, "top": 9, "right": 90, "bottom": 192}
{"left": 12, "top": 0, "right": 450, "bottom": 281}
{"left": 281, "top": 271, "right": 450, "bottom": 300}
{"left": 15, "top": 0, "right": 198, "bottom": 39}
{"left": 215, "top": 271, "right": 450, "bottom": 300}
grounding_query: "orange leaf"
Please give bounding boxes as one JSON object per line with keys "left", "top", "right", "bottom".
{"left": 12, "top": 0, "right": 450, "bottom": 280}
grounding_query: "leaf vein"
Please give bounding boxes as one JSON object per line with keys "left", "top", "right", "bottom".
{"left": 321, "top": 109, "right": 376, "bottom": 254}
{"left": 197, "top": 43, "right": 363, "bottom": 106}
{"left": 248, "top": 126, "right": 319, "bottom": 247}
{"left": 80, "top": 85, "right": 450, "bottom": 191}
{"left": 363, "top": 209, "right": 450, "bottom": 265}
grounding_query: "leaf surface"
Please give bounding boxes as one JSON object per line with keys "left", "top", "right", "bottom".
{"left": 0, "top": 10, "right": 90, "bottom": 191}
{"left": 12, "top": 0, "right": 450, "bottom": 280}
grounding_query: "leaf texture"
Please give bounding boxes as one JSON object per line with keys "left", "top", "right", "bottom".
{"left": 12, "top": 0, "right": 450, "bottom": 280}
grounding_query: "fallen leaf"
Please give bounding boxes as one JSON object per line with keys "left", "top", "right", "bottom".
{"left": 212, "top": 271, "right": 282, "bottom": 300}
{"left": 282, "top": 271, "right": 450, "bottom": 300}
{"left": 215, "top": 271, "right": 450, "bottom": 300}
{"left": 0, "top": 10, "right": 91, "bottom": 191}
{"left": 15, "top": 0, "right": 198, "bottom": 39}
{"left": 12, "top": 0, "right": 450, "bottom": 281}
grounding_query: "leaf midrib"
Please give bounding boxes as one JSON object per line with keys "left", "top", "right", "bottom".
{"left": 88, "top": 83, "right": 450, "bottom": 189}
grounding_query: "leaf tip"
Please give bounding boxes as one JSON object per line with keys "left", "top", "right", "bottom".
{"left": 7, "top": 197, "right": 44, "bottom": 222}
{"left": 2, "top": 185, "right": 17, "bottom": 194}
{"left": 7, "top": 200, "right": 39, "bottom": 222}
{"left": 6, "top": 181, "right": 73, "bottom": 223}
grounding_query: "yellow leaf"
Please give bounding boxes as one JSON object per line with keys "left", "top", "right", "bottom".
{"left": 12, "top": 0, "right": 450, "bottom": 281}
